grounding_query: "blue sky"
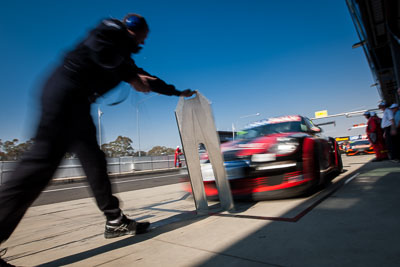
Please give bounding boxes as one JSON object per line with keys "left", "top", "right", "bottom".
{"left": 0, "top": 0, "right": 380, "bottom": 151}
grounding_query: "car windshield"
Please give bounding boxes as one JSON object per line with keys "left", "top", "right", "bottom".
{"left": 351, "top": 140, "right": 370, "bottom": 145}
{"left": 238, "top": 121, "right": 303, "bottom": 140}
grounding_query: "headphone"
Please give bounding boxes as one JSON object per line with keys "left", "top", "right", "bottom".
{"left": 124, "top": 15, "right": 144, "bottom": 31}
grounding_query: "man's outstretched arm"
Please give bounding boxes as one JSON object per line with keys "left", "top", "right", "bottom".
{"left": 129, "top": 71, "right": 196, "bottom": 97}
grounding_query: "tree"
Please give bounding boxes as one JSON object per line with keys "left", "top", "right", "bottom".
{"left": 0, "top": 139, "right": 34, "bottom": 160}
{"left": 0, "top": 139, "right": 5, "bottom": 160}
{"left": 147, "top": 146, "right": 175, "bottom": 156}
{"left": 64, "top": 152, "right": 77, "bottom": 159}
{"left": 101, "top": 136, "right": 135, "bottom": 158}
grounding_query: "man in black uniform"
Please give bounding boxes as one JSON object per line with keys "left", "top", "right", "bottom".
{"left": 0, "top": 13, "right": 195, "bottom": 264}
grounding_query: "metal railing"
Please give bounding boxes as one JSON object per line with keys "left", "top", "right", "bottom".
{"left": 0, "top": 155, "right": 186, "bottom": 185}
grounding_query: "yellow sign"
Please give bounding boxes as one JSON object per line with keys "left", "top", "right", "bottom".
{"left": 315, "top": 110, "right": 328, "bottom": 118}
{"left": 335, "top": 137, "right": 349, "bottom": 142}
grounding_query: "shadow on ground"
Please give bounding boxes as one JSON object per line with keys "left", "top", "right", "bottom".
{"left": 36, "top": 193, "right": 257, "bottom": 266}
{"left": 196, "top": 160, "right": 400, "bottom": 266}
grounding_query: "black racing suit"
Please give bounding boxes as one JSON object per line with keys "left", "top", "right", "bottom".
{"left": 0, "top": 18, "right": 182, "bottom": 243}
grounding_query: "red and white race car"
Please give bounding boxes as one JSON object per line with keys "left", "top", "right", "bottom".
{"left": 185, "top": 115, "right": 343, "bottom": 200}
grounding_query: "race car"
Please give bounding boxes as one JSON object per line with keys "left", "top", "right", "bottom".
{"left": 345, "top": 139, "right": 374, "bottom": 156}
{"left": 184, "top": 115, "right": 343, "bottom": 200}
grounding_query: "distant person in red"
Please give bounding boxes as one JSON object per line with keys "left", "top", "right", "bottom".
{"left": 174, "top": 146, "right": 183, "bottom": 167}
{"left": 364, "top": 111, "right": 387, "bottom": 161}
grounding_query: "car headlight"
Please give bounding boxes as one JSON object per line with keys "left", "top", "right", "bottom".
{"left": 269, "top": 137, "right": 299, "bottom": 154}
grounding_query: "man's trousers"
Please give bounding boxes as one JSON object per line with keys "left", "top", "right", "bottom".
{"left": 0, "top": 67, "right": 120, "bottom": 243}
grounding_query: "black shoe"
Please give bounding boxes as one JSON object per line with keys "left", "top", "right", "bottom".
{"left": 104, "top": 214, "right": 150, "bottom": 239}
{"left": 0, "top": 249, "right": 15, "bottom": 267}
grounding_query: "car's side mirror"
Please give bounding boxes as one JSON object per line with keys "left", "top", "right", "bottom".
{"left": 310, "top": 126, "right": 322, "bottom": 133}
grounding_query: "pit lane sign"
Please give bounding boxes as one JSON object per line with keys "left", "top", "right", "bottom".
{"left": 314, "top": 110, "right": 328, "bottom": 118}
{"left": 335, "top": 136, "right": 349, "bottom": 142}
{"left": 175, "top": 92, "right": 234, "bottom": 212}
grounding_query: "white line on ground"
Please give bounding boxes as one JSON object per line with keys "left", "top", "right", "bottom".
{"left": 43, "top": 173, "right": 183, "bottom": 193}
{"left": 344, "top": 172, "right": 360, "bottom": 185}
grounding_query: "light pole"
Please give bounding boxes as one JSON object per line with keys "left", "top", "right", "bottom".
{"left": 136, "top": 94, "right": 157, "bottom": 156}
{"left": 232, "top": 112, "right": 260, "bottom": 140}
{"left": 97, "top": 106, "right": 104, "bottom": 147}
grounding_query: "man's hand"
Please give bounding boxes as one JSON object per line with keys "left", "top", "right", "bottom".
{"left": 180, "top": 89, "right": 196, "bottom": 97}
{"left": 129, "top": 74, "right": 157, "bottom": 93}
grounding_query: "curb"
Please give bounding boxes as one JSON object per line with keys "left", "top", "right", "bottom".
{"left": 50, "top": 167, "right": 187, "bottom": 185}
